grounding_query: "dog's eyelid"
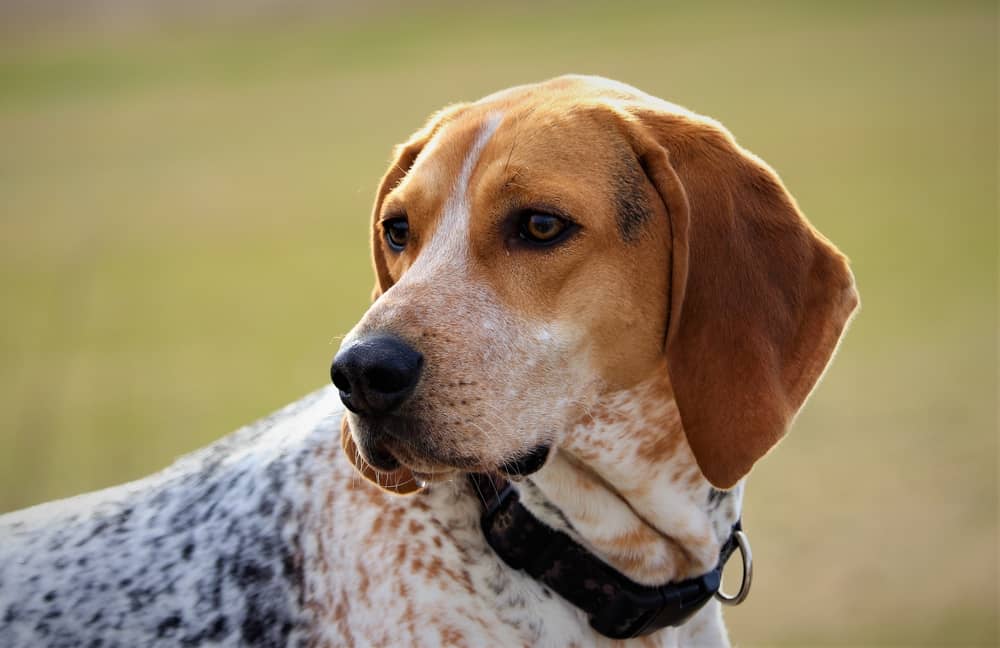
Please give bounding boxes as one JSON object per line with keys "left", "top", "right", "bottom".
{"left": 379, "top": 211, "right": 408, "bottom": 226}
{"left": 510, "top": 203, "right": 577, "bottom": 225}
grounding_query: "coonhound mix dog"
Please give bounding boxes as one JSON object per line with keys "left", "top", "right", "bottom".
{"left": 0, "top": 76, "right": 857, "bottom": 647}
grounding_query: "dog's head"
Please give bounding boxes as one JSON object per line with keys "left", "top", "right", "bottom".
{"left": 334, "top": 75, "right": 857, "bottom": 495}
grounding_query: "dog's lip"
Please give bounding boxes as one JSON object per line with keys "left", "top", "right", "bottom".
{"left": 410, "top": 468, "right": 459, "bottom": 483}
{"left": 354, "top": 415, "right": 551, "bottom": 477}
{"left": 499, "top": 444, "right": 552, "bottom": 477}
{"left": 388, "top": 443, "right": 472, "bottom": 475}
{"left": 361, "top": 438, "right": 403, "bottom": 472}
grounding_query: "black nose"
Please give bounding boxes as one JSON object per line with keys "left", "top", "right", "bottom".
{"left": 331, "top": 335, "right": 423, "bottom": 415}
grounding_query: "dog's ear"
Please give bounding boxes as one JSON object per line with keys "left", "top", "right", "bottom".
{"left": 370, "top": 103, "right": 469, "bottom": 302}
{"left": 620, "top": 105, "right": 858, "bottom": 489}
{"left": 340, "top": 416, "right": 422, "bottom": 495}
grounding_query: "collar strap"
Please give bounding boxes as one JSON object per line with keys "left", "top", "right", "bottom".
{"left": 469, "top": 473, "right": 741, "bottom": 639}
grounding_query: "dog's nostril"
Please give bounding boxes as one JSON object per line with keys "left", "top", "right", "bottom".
{"left": 331, "top": 367, "right": 352, "bottom": 394}
{"left": 366, "top": 357, "right": 423, "bottom": 395}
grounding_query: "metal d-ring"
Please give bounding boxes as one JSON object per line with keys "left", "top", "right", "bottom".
{"left": 715, "top": 529, "right": 753, "bottom": 606}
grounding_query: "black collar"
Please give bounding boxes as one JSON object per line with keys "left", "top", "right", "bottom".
{"left": 468, "top": 473, "right": 741, "bottom": 639}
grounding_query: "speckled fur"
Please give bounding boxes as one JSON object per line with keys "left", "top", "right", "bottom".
{"left": 0, "top": 391, "right": 329, "bottom": 647}
{"left": 0, "top": 388, "right": 735, "bottom": 647}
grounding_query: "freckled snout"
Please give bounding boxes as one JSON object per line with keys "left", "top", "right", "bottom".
{"left": 331, "top": 335, "right": 423, "bottom": 416}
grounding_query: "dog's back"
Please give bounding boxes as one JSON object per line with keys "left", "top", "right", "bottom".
{"left": 0, "top": 389, "right": 336, "bottom": 647}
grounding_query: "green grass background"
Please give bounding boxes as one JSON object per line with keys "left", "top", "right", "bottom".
{"left": 1, "top": 1, "right": 996, "bottom": 644}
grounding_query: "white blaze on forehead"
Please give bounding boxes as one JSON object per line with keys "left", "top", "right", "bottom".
{"left": 409, "top": 111, "right": 503, "bottom": 276}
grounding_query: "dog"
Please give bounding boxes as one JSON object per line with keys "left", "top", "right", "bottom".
{"left": 0, "top": 75, "right": 857, "bottom": 647}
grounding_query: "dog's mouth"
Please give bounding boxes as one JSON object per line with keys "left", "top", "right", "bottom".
{"left": 359, "top": 436, "right": 404, "bottom": 472}
{"left": 355, "top": 422, "right": 476, "bottom": 476}
{"left": 353, "top": 416, "right": 552, "bottom": 479}
{"left": 357, "top": 439, "right": 455, "bottom": 484}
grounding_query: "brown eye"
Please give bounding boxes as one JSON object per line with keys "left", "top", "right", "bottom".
{"left": 384, "top": 217, "right": 409, "bottom": 251}
{"left": 519, "top": 213, "right": 569, "bottom": 245}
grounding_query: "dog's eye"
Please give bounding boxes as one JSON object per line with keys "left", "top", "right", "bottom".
{"left": 518, "top": 213, "right": 571, "bottom": 245}
{"left": 383, "top": 217, "right": 409, "bottom": 251}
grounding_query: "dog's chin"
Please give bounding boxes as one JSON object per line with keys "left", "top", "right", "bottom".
{"left": 386, "top": 443, "right": 472, "bottom": 476}
{"left": 387, "top": 443, "right": 553, "bottom": 485}
{"left": 354, "top": 429, "right": 464, "bottom": 478}
{"left": 352, "top": 415, "right": 552, "bottom": 480}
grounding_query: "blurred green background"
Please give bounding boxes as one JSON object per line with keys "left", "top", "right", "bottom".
{"left": 0, "top": 1, "right": 996, "bottom": 645}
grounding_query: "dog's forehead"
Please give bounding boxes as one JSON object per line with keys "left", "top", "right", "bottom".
{"left": 388, "top": 75, "right": 699, "bottom": 215}
{"left": 395, "top": 103, "right": 630, "bottom": 216}
{"left": 405, "top": 76, "right": 649, "bottom": 182}
{"left": 402, "top": 115, "right": 491, "bottom": 199}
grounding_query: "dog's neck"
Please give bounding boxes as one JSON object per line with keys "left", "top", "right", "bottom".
{"left": 517, "top": 372, "right": 744, "bottom": 587}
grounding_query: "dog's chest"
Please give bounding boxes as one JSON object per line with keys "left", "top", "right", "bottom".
{"left": 305, "top": 467, "right": 691, "bottom": 648}
{"left": 300, "top": 463, "right": 590, "bottom": 646}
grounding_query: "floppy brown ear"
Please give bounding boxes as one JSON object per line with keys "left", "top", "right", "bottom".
{"left": 340, "top": 416, "right": 422, "bottom": 495}
{"left": 370, "top": 103, "right": 469, "bottom": 301}
{"left": 623, "top": 107, "right": 858, "bottom": 489}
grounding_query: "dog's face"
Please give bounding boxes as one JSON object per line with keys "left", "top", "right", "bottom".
{"left": 335, "top": 76, "right": 858, "bottom": 493}
{"left": 338, "top": 103, "right": 671, "bottom": 482}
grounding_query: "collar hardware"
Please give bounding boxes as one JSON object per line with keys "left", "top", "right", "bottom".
{"left": 470, "top": 473, "right": 748, "bottom": 639}
{"left": 715, "top": 528, "right": 752, "bottom": 606}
